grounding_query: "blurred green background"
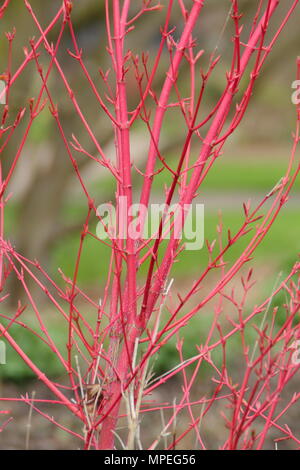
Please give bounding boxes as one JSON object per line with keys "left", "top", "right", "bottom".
{"left": 0, "top": 0, "right": 299, "bottom": 451}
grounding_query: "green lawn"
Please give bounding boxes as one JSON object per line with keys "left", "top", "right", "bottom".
{"left": 52, "top": 207, "right": 299, "bottom": 285}
{"left": 146, "top": 157, "right": 300, "bottom": 193}
{"left": 47, "top": 150, "right": 300, "bottom": 284}
{"left": 1, "top": 151, "right": 299, "bottom": 381}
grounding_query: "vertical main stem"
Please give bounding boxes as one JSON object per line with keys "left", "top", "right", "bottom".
{"left": 99, "top": 0, "right": 137, "bottom": 449}
{"left": 112, "top": 0, "right": 136, "bottom": 327}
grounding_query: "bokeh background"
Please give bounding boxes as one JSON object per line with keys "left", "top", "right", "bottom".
{"left": 0, "top": 0, "right": 299, "bottom": 449}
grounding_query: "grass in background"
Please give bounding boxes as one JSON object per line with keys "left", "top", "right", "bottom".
{"left": 2, "top": 149, "right": 298, "bottom": 381}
